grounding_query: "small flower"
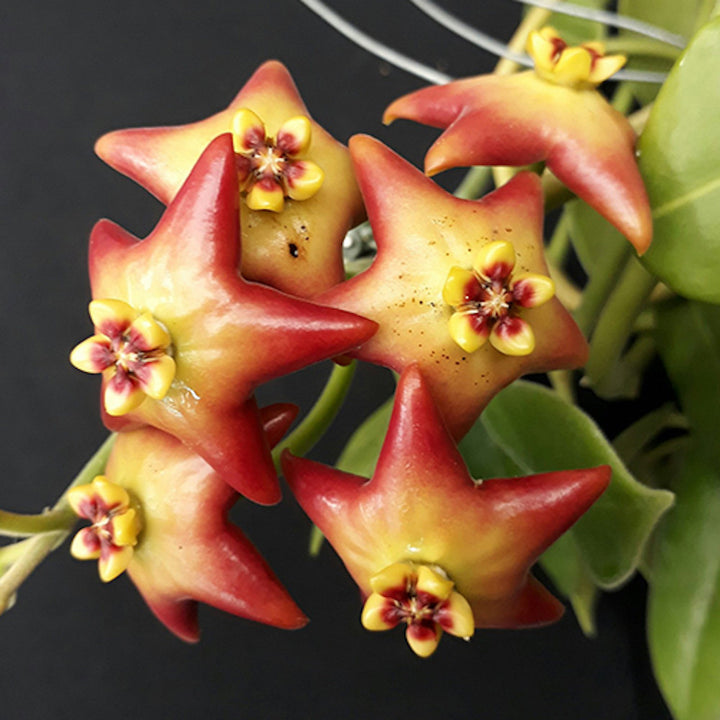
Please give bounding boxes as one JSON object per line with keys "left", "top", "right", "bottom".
{"left": 361, "top": 562, "right": 474, "bottom": 658}
{"left": 443, "top": 240, "right": 555, "bottom": 356}
{"left": 232, "top": 108, "right": 324, "bottom": 212}
{"left": 70, "top": 299, "right": 176, "bottom": 416}
{"left": 384, "top": 29, "right": 652, "bottom": 254}
{"left": 527, "top": 27, "right": 626, "bottom": 88}
{"left": 283, "top": 365, "right": 611, "bottom": 657}
{"left": 67, "top": 476, "right": 141, "bottom": 583}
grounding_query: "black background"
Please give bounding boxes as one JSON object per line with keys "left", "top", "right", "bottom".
{"left": 0, "top": 2, "right": 672, "bottom": 719}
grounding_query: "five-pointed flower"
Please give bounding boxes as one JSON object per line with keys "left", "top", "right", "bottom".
{"left": 316, "top": 136, "right": 586, "bottom": 439}
{"left": 283, "top": 365, "right": 610, "bottom": 657}
{"left": 76, "top": 422, "right": 308, "bottom": 642}
{"left": 95, "top": 60, "right": 363, "bottom": 297}
{"left": 443, "top": 239, "right": 555, "bottom": 356}
{"left": 78, "top": 134, "right": 376, "bottom": 505}
{"left": 384, "top": 27, "right": 652, "bottom": 254}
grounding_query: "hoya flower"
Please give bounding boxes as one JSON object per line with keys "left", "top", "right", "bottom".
{"left": 74, "top": 135, "right": 376, "bottom": 505}
{"left": 316, "top": 136, "right": 586, "bottom": 439}
{"left": 70, "top": 418, "right": 307, "bottom": 642}
{"left": 283, "top": 366, "right": 610, "bottom": 658}
{"left": 95, "top": 60, "right": 362, "bottom": 297}
{"left": 384, "top": 27, "right": 652, "bottom": 254}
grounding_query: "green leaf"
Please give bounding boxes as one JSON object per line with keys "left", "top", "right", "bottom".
{"left": 335, "top": 397, "right": 393, "bottom": 477}
{"left": 482, "top": 380, "right": 674, "bottom": 588}
{"left": 612, "top": 402, "right": 685, "bottom": 467}
{"left": 460, "top": 418, "right": 599, "bottom": 635}
{"left": 655, "top": 299, "right": 720, "bottom": 465}
{"left": 618, "top": 0, "right": 709, "bottom": 103}
{"left": 647, "top": 447, "right": 720, "bottom": 720}
{"left": 638, "top": 19, "right": 720, "bottom": 303}
{"left": 540, "top": 533, "right": 598, "bottom": 637}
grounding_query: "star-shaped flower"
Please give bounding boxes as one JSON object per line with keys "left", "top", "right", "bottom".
{"left": 384, "top": 28, "right": 652, "bottom": 254}
{"left": 77, "top": 420, "right": 308, "bottom": 642}
{"left": 76, "top": 134, "right": 376, "bottom": 505}
{"left": 95, "top": 60, "right": 363, "bottom": 297}
{"left": 316, "top": 136, "right": 586, "bottom": 439}
{"left": 283, "top": 365, "right": 610, "bottom": 657}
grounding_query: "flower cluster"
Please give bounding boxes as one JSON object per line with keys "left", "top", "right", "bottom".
{"left": 67, "top": 32, "right": 648, "bottom": 653}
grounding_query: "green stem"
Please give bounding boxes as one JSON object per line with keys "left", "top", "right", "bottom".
{"left": 573, "top": 242, "right": 632, "bottom": 336}
{"left": 603, "top": 37, "right": 682, "bottom": 62}
{"left": 546, "top": 213, "right": 571, "bottom": 268}
{"left": 548, "top": 370, "right": 575, "bottom": 404}
{"left": 0, "top": 433, "right": 116, "bottom": 613}
{"left": 0, "top": 508, "right": 75, "bottom": 538}
{"left": 272, "top": 361, "right": 356, "bottom": 471}
{"left": 454, "top": 166, "right": 492, "bottom": 200}
{"left": 583, "top": 258, "right": 657, "bottom": 389}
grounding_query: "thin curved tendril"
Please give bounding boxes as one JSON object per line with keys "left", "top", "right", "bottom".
{"left": 300, "top": 0, "right": 671, "bottom": 86}
{"left": 510, "top": 0, "right": 687, "bottom": 48}
{"left": 297, "top": 0, "right": 453, "bottom": 85}
{"left": 413, "top": 0, "right": 671, "bottom": 83}
{"left": 410, "top": 0, "right": 530, "bottom": 66}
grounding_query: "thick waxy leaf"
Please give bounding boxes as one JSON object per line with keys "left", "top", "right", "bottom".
{"left": 460, "top": 420, "right": 598, "bottom": 634}
{"left": 481, "top": 380, "right": 674, "bottom": 587}
{"left": 647, "top": 449, "right": 720, "bottom": 720}
{"left": 638, "top": 19, "right": 720, "bottom": 303}
{"left": 651, "top": 297, "right": 720, "bottom": 719}
{"left": 655, "top": 300, "right": 720, "bottom": 466}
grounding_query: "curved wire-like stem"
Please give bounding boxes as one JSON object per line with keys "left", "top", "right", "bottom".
{"left": 413, "top": 0, "right": 672, "bottom": 83}
{"left": 410, "top": 0, "right": 529, "bottom": 66}
{"left": 298, "top": 0, "right": 453, "bottom": 85}
{"left": 510, "top": 0, "right": 687, "bottom": 48}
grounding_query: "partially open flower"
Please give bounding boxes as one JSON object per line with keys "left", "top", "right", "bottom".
{"left": 233, "top": 108, "right": 324, "bottom": 212}
{"left": 384, "top": 29, "right": 652, "bottom": 254}
{"left": 95, "top": 61, "right": 362, "bottom": 297}
{"left": 443, "top": 240, "right": 555, "bottom": 356}
{"left": 528, "top": 27, "right": 626, "bottom": 88}
{"left": 316, "top": 136, "right": 585, "bottom": 439}
{"left": 70, "top": 299, "right": 176, "bottom": 416}
{"left": 68, "top": 476, "right": 141, "bottom": 583}
{"left": 77, "top": 135, "right": 377, "bottom": 505}
{"left": 283, "top": 365, "right": 611, "bottom": 658}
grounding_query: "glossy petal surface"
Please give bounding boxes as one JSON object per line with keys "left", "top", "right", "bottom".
{"left": 105, "top": 427, "right": 307, "bottom": 642}
{"left": 87, "top": 135, "right": 376, "bottom": 503}
{"left": 95, "top": 60, "right": 362, "bottom": 297}
{"left": 317, "top": 137, "right": 586, "bottom": 439}
{"left": 284, "top": 366, "right": 610, "bottom": 632}
{"left": 385, "top": 72, "right": 651, "bottom": 254}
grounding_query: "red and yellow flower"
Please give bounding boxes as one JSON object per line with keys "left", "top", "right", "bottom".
{"left": 283, "top": 366, "right": 610, "bottom": 657}
{"left": 69, "top": 405, "right": 306, "bottom": 642}
{"left": 73, "top": 134, "right": 376, "bottom": 505}
{"left": 316, "top": 136, "right": 586, "bottom": 439}
{"left": 95, "top": 61, "right": 362, "bottom": 297}
{"left": 384, "top": 27, "right": 652, "bottom": 254}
